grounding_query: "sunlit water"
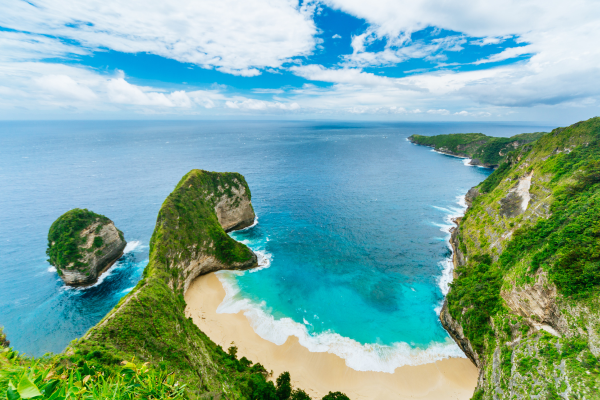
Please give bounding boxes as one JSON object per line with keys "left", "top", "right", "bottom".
{"left": 0, "top": 121, "right": 553, "bottom": 367}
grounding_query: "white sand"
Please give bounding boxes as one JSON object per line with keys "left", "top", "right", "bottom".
{"left": 185, "top": 273, "right": 478, "bottom": 400}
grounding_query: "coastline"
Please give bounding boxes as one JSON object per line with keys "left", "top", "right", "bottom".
{"left": 184, "top": 272, "right": 478, "bottom": 400}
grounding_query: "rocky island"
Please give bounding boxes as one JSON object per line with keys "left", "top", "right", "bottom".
{"left": 408, "top": 131, "right": 546, "bottom": 168}
{"left": 417, "top": 117, "right": 600, "bottom": 399}
{"left": 47, "top": 208, "right": 127, "bottom": 286}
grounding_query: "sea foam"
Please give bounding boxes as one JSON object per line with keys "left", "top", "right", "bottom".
{"left": 435, "top": 194, "right": 468, "bottom": 302}
{"left": 215, "top": 270, "right": 465, "bottom": 373}
{"left": 220, "top": 215, "right": 467, "bottom": 372}
{"left": 124, "top": 240, "right": 142, "bottom": 253}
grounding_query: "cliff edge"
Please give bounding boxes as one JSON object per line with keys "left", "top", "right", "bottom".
{"left": 440, "top": 117, "right": 600, "bottom": 399}
{"left": 47, "top": 208, "right": 127, "bottom": 286}
{"left": 70, "top": 169, "right": 260, "bottom": 399}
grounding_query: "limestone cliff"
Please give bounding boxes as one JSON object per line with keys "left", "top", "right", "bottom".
{"left": 47, "top": 209, "right": 127, "bottom": 286}
{"left": 439, "top": 117, "right": 600, "bottom": 399}
{"left": 72, "top": 169, "right": 259, "bottom": 399}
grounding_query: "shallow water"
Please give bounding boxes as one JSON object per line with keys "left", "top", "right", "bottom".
{"left": 0, "top": 120, "right": 554, "bottom": 362}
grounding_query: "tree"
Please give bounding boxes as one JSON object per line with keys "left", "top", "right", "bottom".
{"left": 290, "top": 388, "right": 311, "bottom": 400}
{"left": 322, "top": 392, "right": 350, "bottom": 400}
{"left": 276, "top": 371, "right": 292, "bottom": 400}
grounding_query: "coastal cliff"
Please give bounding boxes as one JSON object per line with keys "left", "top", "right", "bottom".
{"left": 1, "top": 169, "right": 331, "bottom": 400}
{"left": 71, "top": 170, "right": 261, "bottom": 397}
{"left": 47, "top": 209, "right": 127, "bottom": 286}
{"left": 434, "top": 117, "right": 600, "bottom": 399}
{"left": 408, "top": 131, "right": 545, "bottom": 168}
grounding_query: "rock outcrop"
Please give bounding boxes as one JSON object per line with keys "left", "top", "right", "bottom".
{"left": 440, "top": 299, "right": 481, "bottom": 368}
{"left": 47, "top": 209, "right": 126, "bottom": 286}
{"left": 214, "top": 184, "right": 255, "bottom": 232}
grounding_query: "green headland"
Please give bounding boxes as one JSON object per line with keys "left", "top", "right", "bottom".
{"left": 408, "top": 131, "right": 546, "bottom": 168}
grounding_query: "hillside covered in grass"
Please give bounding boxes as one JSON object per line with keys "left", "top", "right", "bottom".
{"left": 1, "top": 169, "right": 346, "bottom": 400}
{"left": 440, "top": 117, "right": 600, "bottom": 399}
{"left": 408, "top": 131, "right": 545, "bottom": 168}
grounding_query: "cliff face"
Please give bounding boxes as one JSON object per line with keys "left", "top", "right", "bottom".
{"left": 440, "top": 117, "right": 600, "bottom": 399}
{"left": 47, "top": 209, "right": 126, "bottom": 286}
{"left": 73, "top": 170, "right": 259, "bottom": 399}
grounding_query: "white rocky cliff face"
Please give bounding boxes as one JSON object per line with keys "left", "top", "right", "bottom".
{"left": 214, "top": 182, "right": 255, "bottom": 232}
{"left": 60, "top": 221, "right": 127, "bottom": 286}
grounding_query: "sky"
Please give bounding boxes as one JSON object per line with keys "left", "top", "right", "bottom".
{"left": 0, "top": 0, "right": 599, "bottom": 122}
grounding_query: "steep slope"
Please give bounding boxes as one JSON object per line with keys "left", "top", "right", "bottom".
{"left": 440, "top": 117, "right": 600, "bottom": 399}
{"left": 408, "top": 132, "right": 545, "bottom": 168}
{"left": 67, "top": 170, "right": 262, "bottom": 398}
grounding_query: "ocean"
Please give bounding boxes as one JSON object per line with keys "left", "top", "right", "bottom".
{"left": 0, "top": 120, "right": 554, "bottom": 369}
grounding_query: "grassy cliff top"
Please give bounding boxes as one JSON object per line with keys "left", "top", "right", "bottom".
{"left": 61, "top": 169, "right": 269, "bottom": 399}
{"left": 409, "top": 131, "right": 546, "bottom": 167}
{"left": 146, "top": 169, "right": 255, "bottom": 287}
{"left": 445, "top": 117, "right": 600, "bottom": 398}
{"left": 46, "top": 208, "right": 113, "bottom": 270}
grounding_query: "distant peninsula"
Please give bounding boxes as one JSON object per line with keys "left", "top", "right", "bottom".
{"left": 47, "top": 208, "right": 127, "bottom": 286}
{"left": 408, "top": 131, "right": 546, "bottom": 168}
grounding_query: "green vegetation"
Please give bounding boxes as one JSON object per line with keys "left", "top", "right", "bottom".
{"left": 446, "top": 255, "right": 503, "bottom": 353}
{"left": 0, "top": 347, "right": 318, "bottom": 400}
{"left": 3, "top": 170, "right": 349, "bottom": 400}
{"left": 46, "top": 209, "right": 110, "bottom": 271}
{"left": 409, "top": 131, "right": 544, "bottom": 167}
{"left": 0, "top": 327, "right": 8, "bottom": 348}
{"left": 0, "top": 348, "right": 187, "bottom": 400}
{"left": 443, "top": 117, "right": 600, "bottom": 398}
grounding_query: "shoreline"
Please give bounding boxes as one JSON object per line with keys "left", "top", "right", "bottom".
{"left": 184, "top": 272, "right": 478, "bottom": 400}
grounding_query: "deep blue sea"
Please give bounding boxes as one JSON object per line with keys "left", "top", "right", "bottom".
{"left": 0, "top": 121, "right": 554, "bottom": 369}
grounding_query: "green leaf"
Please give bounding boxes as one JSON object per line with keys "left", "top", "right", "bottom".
{"left": 41, "top": 380, "right": 59, "bottom": 397}
{"left": 16, "top": 375, "right": 42, "bottom": 399}
{"left": 7, "top": 381, "right": 20, "bottom": 400}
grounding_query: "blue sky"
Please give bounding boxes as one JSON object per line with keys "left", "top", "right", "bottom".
{"left": 0, "top": 0, "right": 599, "bottom": 122}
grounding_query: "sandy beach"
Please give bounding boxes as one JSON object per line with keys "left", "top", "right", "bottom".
{"left": 184, "top": 272, "right": 478, "bottom": 400}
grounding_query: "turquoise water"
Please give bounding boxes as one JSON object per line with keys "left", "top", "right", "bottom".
{"left": 0, "top": 121, "right": 553, "bottom": 366}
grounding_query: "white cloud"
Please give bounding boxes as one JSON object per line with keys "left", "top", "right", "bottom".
{"left": 427, "top": 109, "right": 450, "bottom": 115}
{"left": 341, "top": 34, "right": 466, "bottom": 68}
{"left": 35, "top": 74, "right": 97, "bottom": 101}
{"left": 0, "top": 0, "right": 318, "bottom": 75}
{"left": 0, "top": 58, "right": 305, "bottom": 114}
{"left": 253, "top": 88, "right": 285, "bottom": 94}
{"left": 1, "top": 0, "right": 600, "bottom": 120}
{"left": 332, "top": 34, "right": 342, "bottom": 39}
{"left": 455, "top": 110, "right": 491, "bottom": 117}
{"left": 225, "top": 99, "right": 300, "bottom": 111}
{"left": 474, "top": 46, "right": 532, "bottom": 64}
{"left": 471, "top": 36, "right": 509, "bottom": 46}
{"left": 290, "top": 64, "right": 411, "bottom": 88}
{"left": 318, "top": 0, "right": 600, "bottom": 110}
{"left": 106, "top": 78, "right": 191, "bottom": 107}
